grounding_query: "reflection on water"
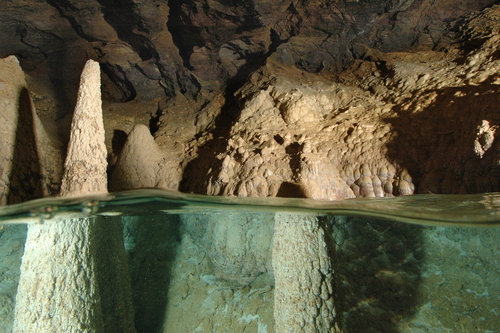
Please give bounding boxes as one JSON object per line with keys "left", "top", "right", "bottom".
{"left": 0, "top": 191, "right": 499, "bottom": 332}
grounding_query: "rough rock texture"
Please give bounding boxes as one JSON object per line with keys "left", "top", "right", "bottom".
{"left": 182, "top": 212, "right": 274, "bottom": 285}
{"left": 273, "top": 213, "right": 340, "bottom": 332}
{"left": 110, "top": 123, "right": 181, "bottom": 191}
{"left": 330, "top": 215, "right": 500, "bottom": 333}
{"left": 13, "top": 60, "right": 135, "bottom": 333}
{"left": 0, "top": 56, "right": 62, "bottom": 204}
{"left": 59, "top": 60, "right": 108, "bottom": 196}
{"left": 399, "top": 226, "right": 500, "bottom": 332}
{"left": 13, "top": 217, "right": 135, "bottom": 333}
{"left": 162, "top": 232, "right": 274, "bottom": 333}
{"left": 0, "top": 0, "right": 495, "bottom": 103}
{"left": 0, "top": 4, "right": 499, "bottom": 333}
{"left": 0, "top": 3, "right": 498, "bottom": 199}
{"left": 184, "top": 6, "right": 500, "bottom": 198}
{"left": 0, "top": 225, "right": 26, "bottom": 333}
{"left": 129, "top": 213, "right": 275, "bottom": 333}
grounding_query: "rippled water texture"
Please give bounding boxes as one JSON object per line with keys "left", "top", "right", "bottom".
{"left": 0, "top": 191, "right": 499, "bottom": 332}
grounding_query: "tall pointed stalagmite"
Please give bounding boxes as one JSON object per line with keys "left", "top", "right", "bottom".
{"left": 13, "top": 60, "right": 135, "bottom": 333}
{"left": 59, "top": 60, "right": 108, "bottom": 197}
{"left": 273, "top": 212, "right": 341, "bottom": 332}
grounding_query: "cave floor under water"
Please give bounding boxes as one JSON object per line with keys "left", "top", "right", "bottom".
{"left": 0, "top": 191, "right": 499, "bottom": 332}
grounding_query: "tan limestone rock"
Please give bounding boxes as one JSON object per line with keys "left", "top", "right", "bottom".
{"left": 59, "top": 60, "right": 108, "bottom": 197}
{"left": 13, "top": 60, "right": 135, "bottom": 333}
{"left": 111, "top": 124, "right": 161, "bottom": 190}
{"left": 273, "top": 213, "right": 341, "bottom": 332}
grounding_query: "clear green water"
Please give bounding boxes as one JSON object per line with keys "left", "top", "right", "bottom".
{"left": 0, "top": 191, "right": 499, "bottom": 332}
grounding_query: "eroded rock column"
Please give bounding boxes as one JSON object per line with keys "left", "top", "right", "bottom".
{"left": 272, "top": 212, "right": 341, "bottom": 332}
{"left": 13, "top": 60, "right": 135, "bottom": 333}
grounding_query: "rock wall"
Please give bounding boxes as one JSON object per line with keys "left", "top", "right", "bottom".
{"left": 0, "top": 4, "right": 499, "bottom": 200}
{"left": 0, "top": 5, "right": 498, "bottom": 333}
{"left": 183, "top": 6, "right": 500, "bottom": 198}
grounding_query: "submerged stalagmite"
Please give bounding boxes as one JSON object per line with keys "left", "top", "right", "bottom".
{"left": 13, "top": 60, "right": 135, "bottom": 333}
{"left": 273, "top": 213, "right": 341, "bottom": 332}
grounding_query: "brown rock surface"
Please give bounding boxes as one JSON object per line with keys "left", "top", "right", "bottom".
{"left": 182, "top": 5, "right": 500, "bottom": 198}
{"left": 0, "top": 3, "right": 498, "bottom": 198}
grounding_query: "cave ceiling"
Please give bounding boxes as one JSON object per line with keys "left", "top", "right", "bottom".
{"left": 0, "top": 0, "right": 496, "bottom": 104}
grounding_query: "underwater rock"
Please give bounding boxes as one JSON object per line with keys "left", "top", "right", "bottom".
{"left": 161, "top": 225, "right": 275, "bottom": 332}
{"left": 182, "top": 212, "right": 274, "bottom": 285}
{"left": 13, "top": 60, "right": 135, "bottom": 333}
{"left": 273, "top": 213, "right": 340, "bottom": 332}
{"left": 0, "top": 225, "right": 26, "bottom": 332}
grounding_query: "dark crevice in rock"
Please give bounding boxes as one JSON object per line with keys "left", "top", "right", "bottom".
{"left": 285, "top": 142, "right": 304, "bottom": 181}
{"left": 167, "top": 0, "right": 207, "bottom": 70}
{"left": 276, "top": 182, "right": 306, "bottom": 198}
{"left": 149, "top": 105, "right": 163, "bottom": 136}
{"left": 111, "top": 129, "right": 127, "bottom": 157}
{"left": 16, "top": 25, "right": 48, "bottom": 59}
{"left": 96, "top": 0, "right": 154, "bottom": 61}
{"left": 45, "top": 0, "right": 102, "bottom": 42}
{"left": 175, "top": 70, "right": 201, "bottom": 98}
{"left": 101, "top": 63, "right": 137, "bottom": 102}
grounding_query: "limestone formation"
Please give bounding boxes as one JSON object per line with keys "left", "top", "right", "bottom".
{"left": 182, "top": 212, "right": 274, "bottom": 285}
{"left": 0, "top": 4, "right": 499, "bottom": 333}
{"left": 0, "top": 0, "right": 496, "bottom": 104}
{"left": 110, "top": 123, "right": 181, "bottom": 191}
{"left": 0, "top": 56, "right": 62, "bottom": 205}
{"left": 13, "top": 60, "right": 135, "bottom": 333}
{"left": 273, "top": 213, "right": 340, "bottom": 332}
{"left": 0, "top": 4, "right": 498, "bottom": 199}
{"left": 111, "top": 124, "right": 161, "bottom": 190}
{"left": 184, "top": 6, "right": 499, "bottom": 198}
{"left": 59, "top": 60, "right": 107, "bottom": 196}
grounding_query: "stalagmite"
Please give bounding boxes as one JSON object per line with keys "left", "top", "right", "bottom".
{"left": 0, "top": 56, "right": 44, "bottom": 205}
{"left": 13, "top": 60, "right": 135, "bottom": 333}
{"left": 110, "top": 123, "right": 161, "bottom": 190}
{"left": 272, "top": 212, "right": 341, "bottom": 332}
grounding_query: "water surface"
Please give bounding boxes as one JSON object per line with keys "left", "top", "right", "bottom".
{"left": 0, "top": 191, "right": 499, "bottom": 332}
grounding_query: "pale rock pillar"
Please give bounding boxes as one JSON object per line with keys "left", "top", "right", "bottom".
{"left": 110, "top": 124, "right": 161, "bottom": 191}
{"left": 13, "top": 60, "right": 135, "bottom": 333}
{"left": 59, "top": 60, "right": 108, "bottom": 197}
{"left": 272, "top": 212, "right": 341, "bottom": 332}
{"left": 0, "top": 56, "right": 44, "bottom": 204}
